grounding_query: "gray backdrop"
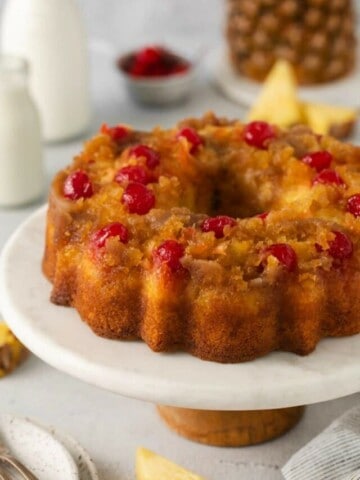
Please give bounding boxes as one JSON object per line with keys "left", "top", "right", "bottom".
{"left": 0, "top": 0, "right": 358, "bottom": 59}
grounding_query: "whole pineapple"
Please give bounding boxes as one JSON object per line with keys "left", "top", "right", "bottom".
{"left": 226, "top": 0, "right": 356, "bottom": 84}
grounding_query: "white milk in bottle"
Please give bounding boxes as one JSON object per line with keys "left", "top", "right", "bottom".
{"left": 1, "top": 0, "right": 91, "bottom": 142}
{"left": 0, "top": 56, "right": 44, "bottom": 206}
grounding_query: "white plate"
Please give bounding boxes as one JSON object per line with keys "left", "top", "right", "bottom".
{"left": 0, "top": 414, "right": 79, "bottom": 480}
{"left": 42, "top": 425, "right": 99, "bottom": 480}
{"left": 1, "top": 206, "right": 360, "bottom": 410}
{"left": 207, "top": 46, "right": 360, "bottom": 109}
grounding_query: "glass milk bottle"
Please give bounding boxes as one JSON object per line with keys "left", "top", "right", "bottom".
{"left": 0, "top": 56, "right": 44, "bottom": 207}
{"left": 1, "top": 0, "right": 91, "bottom": 142}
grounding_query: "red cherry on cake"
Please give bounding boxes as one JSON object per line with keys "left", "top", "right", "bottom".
{"left": 115, "top": 165, "right": 152, "bottom": 185}
{"left": 301, "top": 150, "right": 332, "bottom": 172}
{"left": 201, "top": 215, "right": 236, "bottom": 239}
{"left": 92, "top": 222, "right": 129, "bottom": 248}
{"left": 100, "top": 123, "right": 128, "bottom": 142}
{"left": 328, "top": 231, "right": 353, "bottom": 260}
{"left": 129, "top": 144, "right": 160, "bottom": 169}
{"left": 121, "top": 182, "right": 155, "bottom": 214}
{"left": 312, "top": 169, "right": 345, "bottom": 187}
{"left": 256, "top": 212, "right": 269, "bottom": 221}
{"left": 347, "top": 194, "right": 360, "bottom": 217}
{"left": 177, "top": 127, "right": 204, "bottom": 154}
{"left": 63, "top": 170, "right": 93, "bottom": 200}
{"left": 153, "top": 240, "right": 186, "bottom": 273}
{"left": 244, "top": 121, "right": 276, "bottom": 149}
{"left": 262, "top": 243, "right": 298, "bottom": 272}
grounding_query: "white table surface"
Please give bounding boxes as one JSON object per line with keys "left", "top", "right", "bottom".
{"left": 1, "top": 1, "right": 360, "bottom": 478}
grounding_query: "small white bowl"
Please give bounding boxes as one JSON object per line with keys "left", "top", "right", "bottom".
{"left": 117, "top": 54, "right": 195, "bottom": 106}
{"left": 0, "top": 414, "right": 79, "bottom": 480}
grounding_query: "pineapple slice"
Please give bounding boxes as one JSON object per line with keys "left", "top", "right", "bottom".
{"left": 136, "top": 447, "right": 205, "bottom": 480}
{"left": 246, "top": 58, "right": 357, "bottom": 137}
{"left": 0, "top": 322, "right": 27, "bottom": 377}
{"left": 302, "top": 102, "right": 357, "bottom": 139}
{"left": 247, "top": 60, "right": 302, "bottom": 128}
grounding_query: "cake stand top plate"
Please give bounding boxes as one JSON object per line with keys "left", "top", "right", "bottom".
{"left": 1, "top": 206, "right": 360, "bottom": 411}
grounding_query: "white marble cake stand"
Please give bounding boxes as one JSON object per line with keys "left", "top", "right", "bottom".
{"left": 1, "top": 206, "right": 360, "bottom": 446}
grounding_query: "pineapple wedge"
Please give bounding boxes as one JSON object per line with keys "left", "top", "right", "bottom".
{"left": 0, "top": 322, "right": 27, "bottom": 377}
{"left": 136, "top": 447, "right": 205, "bottom": 480}
{"left": 247, "top": 59, "right": 302, "bottom": 128}
{"left": 302, "top": 102, "right": 357, "bottom": 139}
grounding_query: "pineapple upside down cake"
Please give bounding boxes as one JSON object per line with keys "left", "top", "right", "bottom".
{"left": 43, "top": 113, "right": 360, "bottom": 363}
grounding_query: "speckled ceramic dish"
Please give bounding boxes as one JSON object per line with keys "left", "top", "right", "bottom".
{"left": 0, "top": 414, "right": 79, "bottom": 480}
{"left": 0, "top": 414, "right": 99, "bottom": 480}
{"left": 43, "top": 424, "right": 99, "bottom": 480}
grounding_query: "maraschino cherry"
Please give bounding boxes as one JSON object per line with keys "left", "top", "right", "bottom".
{"left": 347, "top": 194, "right": 360, "bottom": 217}
{"left": 301, "top": 151, "right": 332, "bottom": 172}
{"left": 201, "top": 215, "right": 236, "bottom": 239}
{"left": 63, "top": 170, "right": 93, "bottom": 200}
{"left": 262, "top": 243, "right": 298, "bottom": 272}
{"left": 121, "top": 182, "right": 155, "bottom": 214}
{"left": 328, "top": 231, "right": 353, "bottom": 260}
{"left": 129, "top": 144, "right": 160, "bottom": 169}
{"left": 123, "top": 45, "right": 190, "bottom": 77}
{"left": 312, "top": 169, "right": 345, "bottom": 187}
{"left": 92, "top": 222, "right": 129, "bottom": 248}
{"left": 100, "top": 123, "right": 128, "bottom": 142}
{"left": 153, "top": 240, "right": 186, "bottom": 273}
{"left": 177, "top": 127, "right": 204, "bottom": 154}
{"left": 256, "top": 212, "right": 269, "bottom": 221}
{"left": 115, "top": 165, "right": 152, "bottom": 185}
{"left": 244, "top": 121, "right": 276, "bottom": 149}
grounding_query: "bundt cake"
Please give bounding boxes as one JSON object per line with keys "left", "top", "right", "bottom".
{"left": 43, "top": 112, "right": 360, "bottom": 363}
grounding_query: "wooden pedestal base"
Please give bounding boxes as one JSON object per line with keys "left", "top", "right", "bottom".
{"left": 157, "top": 405, "right": 305, "bottom": 447}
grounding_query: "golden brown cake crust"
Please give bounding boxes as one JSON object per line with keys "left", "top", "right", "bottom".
{"left": 43, "top": 113, "right": 360, "bottom": 363}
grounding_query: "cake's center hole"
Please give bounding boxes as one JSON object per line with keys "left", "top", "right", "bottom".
{"left": 197, "top": 170, "right": 264, "bottom": 219}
